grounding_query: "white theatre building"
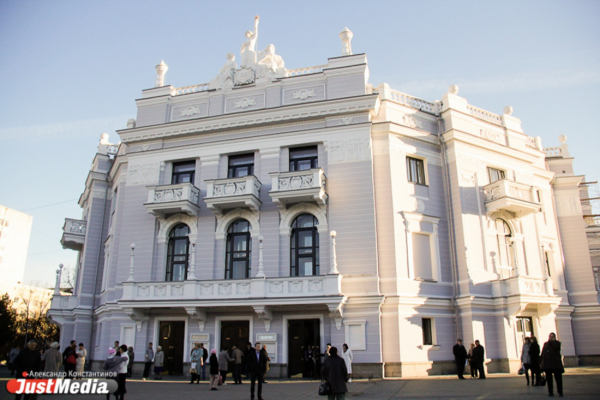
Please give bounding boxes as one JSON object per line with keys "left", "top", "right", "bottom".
{"left": 49, "top": 20, "right": 600, "bottom": 377}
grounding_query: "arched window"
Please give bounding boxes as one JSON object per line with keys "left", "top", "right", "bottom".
{"left": 495, "top": 219, "right": 514, "bottom": 275}
{"left": 291, "top": 214, "right": 320, "bottom": 276}
{"left": 166, "top": 224, "right": 190, "bottom": 281}
{"left": 225, "top": 219, "right": 251, "bottom": 279}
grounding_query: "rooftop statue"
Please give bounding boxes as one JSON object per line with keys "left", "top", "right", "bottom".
{"left": 240, "top": 15, "right": 260, "bottom": 68}
{"left": 257, "top": 44, "right": 285, "bottom": 79}
{"left": 209, "top": 53, "right": 238, "bottom": 90}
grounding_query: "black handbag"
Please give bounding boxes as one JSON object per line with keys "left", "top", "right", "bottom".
{"left": 318, "top": 380, "right": 330, "bottom": 396}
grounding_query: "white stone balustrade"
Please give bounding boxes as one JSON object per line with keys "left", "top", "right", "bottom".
{"left": 491, "top": 275, "right": 550, "bottom": 298}
{"left": 60, "top": 218, "right": 87, "bottom": 251}
{"left": 467, "top": 104, "right": 503, "bottom": 126}
{"left": 384, "top": 89, "right": 438, "bottom": 114}
{"left": 145, "top": 182, "right": 200, "bottom": 218}
{"left": 269, "top": 168, "right": 327, "bottom": 208}
{"left": 482, "top": 179, "right": 540, "bottom": 217}
{"left": 50, "top": 294, "right": 79, "bottom": 311}
{"left": 525, "top": 136, "right": 537, "bottom": 148}
{"left": 204, "top": 175, "right": 262, "bottom": 213}
{"left": 174, "top": 83, "right": 210, "bottom": 96}
{"left": 120, "top": 274, "right": 343, "bottom": 303}
{"left": 285, "top": 64, "right": 328, "bottom": 77}
{"left": 544, "top": 147, "right": 562, "bottom": 157}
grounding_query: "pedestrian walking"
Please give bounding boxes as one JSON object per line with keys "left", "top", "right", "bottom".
{"left": 520, "top": 337, "right": 532, "bottom": 385}
{"left": 209, "top": 350, "right": 219, "bottom": 390}
{"left": 342, "top": 344, "right": 353, "bottom": 382}
{"left": 244, "top": 342, "right": 253, "bottom": 379}
{"left": 472, "top": 340, "right": 486, "bottom": 379}
{"left": 8, "top": 345, "right": 20, "bottom": 376}
{"left": 453, "top": 339, "right": 467, "bottom": 379}
{"left": 231, "top": 345, "right": 244, "bottom": 384}
{"left": 530, "top": 336, "right": 542, "bottom": 386}
{"left": 305, "top": 346, "right": 315, "bottom": 378}
{"left": 142, "top": 342, "right": 154, "bottom": 380}
{"left": 262, "top": 344, "right": 271, "bottom": 383}
{"left": 127, "top": 347, "right": 134, "bottom": 377}
{"left": 541, "top": 332, "right": 564, "bottom": 397}
{"left": 218, "top": 346, "right": 233, "bottom": 385}
{"left": 75, "top": 343, "right": 87, "bottom": 377}
{"left": 13, "top": 340, "right": 42, "bottom": 400}
{"left": 190, "top": 343, "right": 203, "bottom": 384}
{"left": 62, "top": 340, "right": 77, "bottom": 376}
{"left": 247, "top": 342, "right": 268, "bottom": 400}
{"left": 467, "top": 343, "right": 478, "bottom": 378}
{"left": 115, "top": 345, "right": 130, "bottom": 400}
{"left": 199, "top": 343, "right": 208, "bottom": 380}
{"left": 103, "top": 348, "right": 128, "bottom": 400}
{"left": 153, "top": 346, "right": 164, "bottom": 380}
{"left": 321, "top": 346, "right": 348, "bottom": 400}
{"left": 44, "top": 342, "right": 62, "bottom": 373}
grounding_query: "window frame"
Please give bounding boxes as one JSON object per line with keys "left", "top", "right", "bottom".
{"left": 228, "top": 153, "right": 255, "bottom": 178}
{"left": 171, "top": 160, "right": 196, "bottom": 184}
{"left": 290, "top": 214, "right": 320, "bottom": 277}
{"left": 289, "top": 146, "right": 319, "bottom": 172}
{"left": 404, "top": 212, "right": 441, "bottom": 282}
{"left": 225, "top": 219, "right": 252, "bottom": 279}
{"left": 165, "top": 223, "right": 190, "bottom": 282}
{"left": 487, "top": 167, "right": 506, "bottom": 184}
{"left": 406, "top": 156, "right": 427, "bottom": 186}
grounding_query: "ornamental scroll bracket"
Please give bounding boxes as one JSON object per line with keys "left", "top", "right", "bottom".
{"left": 122, "top": 308, "right": 148, "bottom": 332}
{"left": 327, "top": 302, "right": 344, "bottom": 331}
{"left": 253, "top": 305, "right": 272, "bottom": 332}
{"left": 185, "top": 307, "right": 207, "bottom": 332}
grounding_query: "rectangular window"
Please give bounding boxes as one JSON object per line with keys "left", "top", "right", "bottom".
{"left": 289, "top": 146, "right": 318, "bottom": 171}
{"left": 487, "top": 167, "right": 505, "bottom": 183}
{"left": 412, "top": 233, "right": 433, "bottom": 280}
{"left": 228, "top": 153, "right": 254, "bottom": 178}
{"left": 422, "top": 318, "right": 433, "bottom": 345}
{"left": 407, "top": 157, "right": 426, "bottom": 185}
{"left": 172, "top": 161, "right": 196, "bottom": 184}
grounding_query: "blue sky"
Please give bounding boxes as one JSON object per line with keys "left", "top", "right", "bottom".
{"left": 0, "top": 0, "right": 599, "bottom": 287}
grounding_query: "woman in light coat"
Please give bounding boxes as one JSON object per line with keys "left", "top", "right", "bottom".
{"left": 342, "top": 344, "right": 353, "bottom": 382}
{"left": 154, "top": 346, "right": 164, "bottom": 380}
{"left": 76, "top": 343, "right": 87, "bottom": 377}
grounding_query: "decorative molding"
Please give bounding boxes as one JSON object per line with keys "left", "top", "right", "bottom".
{"left": 337, "top": 117, "right": 355, "bottom": 125}
{"left": 233, "top": 67, "right": 255, "bottom": 86}
{"left": 324, "top": 138, "right": 371, "bottom": 165}
{"left": 460, "top": 170, "right": 476, "bottom": 186}
{"left": 215, "top": 208, "right": 260, "bottom": 240}
{"left": 292, "top": 89, "right": 316, "bottom": 101}
{"left": 279, "top": 202, "right": 327, "bottom": 236}
{"left": 479, "top": 129, "right": 505, "bottom": 145}
{"left": 253, "top": 305, "right": 272, "bottom": 332}
{"left": 158, "top": 214, "right": 198, "bottom": 244}
{"left": 234, "top": 97, "right": 257, "bottom": 109}
{"left": 126, "top": 163, "right": 160, "bottom": 187}
{"left": 401, "top": 115, "right": 423, "bottom": 129}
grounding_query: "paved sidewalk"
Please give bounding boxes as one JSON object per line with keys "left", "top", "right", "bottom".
{"left": 1, "top": 367, "right": 599, "bottom": 399}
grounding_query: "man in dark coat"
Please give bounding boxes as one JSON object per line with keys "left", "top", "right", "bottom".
{"left": 62, "top": 340, "right": 77, "bottom": 375}
{"left": 472, "top": 340, "right": 486, "bottom": 379}
{"left": 14, "top": 340, "right": 42, "bottom": 400}
{"left": 321, "top": 346, "right": 348, "bottom": 400}
{"left": 453, "top": 339, "right": 468, "bottom": 379}
{"left": 529, "top": 336, "right": 541, "bottom": 385}
{"left": 540, "top": 332, "right": 564, "bottom": 397}
{"left": 247, "top": 342, "right": 268, "bottom": 400}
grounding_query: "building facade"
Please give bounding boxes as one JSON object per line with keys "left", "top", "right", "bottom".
{"left": 49, "top": 23, "right": 600, "bottom": 377}
{"left": 0, "top": 205, "right": 33, "bottom": 288}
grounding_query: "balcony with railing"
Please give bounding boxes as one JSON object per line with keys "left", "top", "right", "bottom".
{"left": 60, "top": 218, "right": 87, "bottom": 251}
{"left": 482, "top": 179, "right": 540, "bottom": 217}
{"left": 269, "top": 168, "right": 327, "bottom": 208}
{"left": 491, "top": 275, "right": 554, "bottom": 300}
{"left": 204, "top": 175, "right": 262, "bottom": 214}
{"left": 144, "top": 183, "right": 200, "bottom": 218}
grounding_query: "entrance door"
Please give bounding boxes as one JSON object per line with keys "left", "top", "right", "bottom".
{"left": 159, "top": 321, "right": 185, "bottom": 375}
{"left": 220, "top": 320, "right": 250, "bottom": 352}
{"left": 516, "top": 317, "right": 534, "bottom": 357}
{"left": 288, "top": 319, "right": 320, "bottom": 378}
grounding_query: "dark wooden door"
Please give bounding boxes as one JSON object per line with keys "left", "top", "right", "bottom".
{"left": 288, "top": 319, "right": 320, "bottom": 378}
{"left": 159, "top": 321, "right": 185, "bottom": 375}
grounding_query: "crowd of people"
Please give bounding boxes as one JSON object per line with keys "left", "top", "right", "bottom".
{"left": 453, "top": 333, "right": 566, "bottom": 397}
{"left": 6, "top": 332, "right": 567, "bottom": 399}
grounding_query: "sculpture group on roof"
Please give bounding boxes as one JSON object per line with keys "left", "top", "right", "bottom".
{"left": 210, "top": 15, "right": 286, "bottom": 90}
